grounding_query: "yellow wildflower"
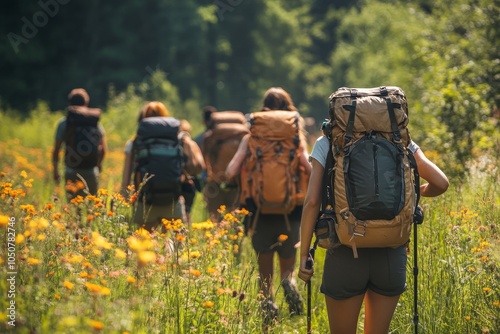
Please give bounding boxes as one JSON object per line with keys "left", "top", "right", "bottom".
{"left": 27, "top": 257, "right": 42, "bottom": 265}
{"left": 115, "top": 249, "right": 127, "bottom": 259}
{"left": 202, "top": 301, "right": 214, "bottom": 308}
{"left": 85, "top": 282, "right": 111, "bottom": 296}
{"left": 126, "top": 276, "right": 136, "bottom": 283}
{"left": 20, "top": 170, "right": 28, "bottom": 179}
{"left": 63, "top": 281, "right": 74, "bottom": 290}
{"left": 0, "top": 215, "right": 9, "bottom": 227}
{"left": 138, "top": 251, "right": 156, "bottom": 264}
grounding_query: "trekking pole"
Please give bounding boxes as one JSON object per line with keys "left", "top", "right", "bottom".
{"left": 413, "top": 220, "right": 419, "bottom": 334}
{"left": 305, "top": 241, "right": 317, "bottom": 334}
{"left": 413, "top": 205, "right": 424, "bottom": 334}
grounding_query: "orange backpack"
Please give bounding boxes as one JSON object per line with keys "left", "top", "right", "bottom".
{"left": 202, "top": 111, "right": 249, "bottom": 185}
{"left": 242, "top": 111, "right": 308, "bottom": 227}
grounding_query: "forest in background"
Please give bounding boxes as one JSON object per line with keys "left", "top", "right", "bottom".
{"left": 1, "top": 0, "right": 499, "bottom": 176}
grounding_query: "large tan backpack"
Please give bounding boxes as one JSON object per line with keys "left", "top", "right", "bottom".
{"left": 323, "top": 86, "right": 420, "bottom": 257}
{"left": 202, "top": 111, "right": 249, "bottom": 185}
{"left": 242, "top": 110, "right": 308, "bottom": 229}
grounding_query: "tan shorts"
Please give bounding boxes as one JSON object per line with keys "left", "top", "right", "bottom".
{"left": 133, "top": 197, "right": 186, "bottom": 231}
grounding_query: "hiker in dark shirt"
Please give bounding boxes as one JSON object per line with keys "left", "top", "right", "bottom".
{"left": 52, "top": 88, "right": 107, "bottom": 200}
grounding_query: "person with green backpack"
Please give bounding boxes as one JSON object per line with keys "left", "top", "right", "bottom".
{"left": 298, "top": 87, "right": 449, "bottom": 333}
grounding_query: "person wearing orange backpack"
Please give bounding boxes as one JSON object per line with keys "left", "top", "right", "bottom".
{"left": 226, "top": 87, "right": 312, "bottom": 326}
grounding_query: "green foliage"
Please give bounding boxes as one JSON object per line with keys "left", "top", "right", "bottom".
{"left": 1, "top": 0, "right": 498, "bottom": 176}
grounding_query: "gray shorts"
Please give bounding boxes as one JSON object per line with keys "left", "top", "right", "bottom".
{"left": 251, "top": 206, "right": 302, "bottom": 258}
{"left": 320, "top": 245, "right": 407, "bottom": 300}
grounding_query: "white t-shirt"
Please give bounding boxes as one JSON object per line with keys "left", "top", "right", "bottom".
{"left": 310, "top": 136, "right": 420, "bottom": 168}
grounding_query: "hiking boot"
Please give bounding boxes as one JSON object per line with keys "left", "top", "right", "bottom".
{"left": 261, "top": 298, "right": 279, "bottom": 327}
{"left": 281, "top": 278, "right": 304, "bottom": 316}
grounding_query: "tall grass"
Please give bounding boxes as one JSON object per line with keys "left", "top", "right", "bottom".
{"left": 0, "top": 108, "right": 498, "bottom": 333}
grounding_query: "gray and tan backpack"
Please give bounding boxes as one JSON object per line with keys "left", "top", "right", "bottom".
{"left": 319, "top": 86, "right": 421, "bottom": 257}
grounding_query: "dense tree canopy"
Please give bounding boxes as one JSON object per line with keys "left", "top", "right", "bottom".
{"left": 1, "top": 0, "right": 498, "bottom": 175}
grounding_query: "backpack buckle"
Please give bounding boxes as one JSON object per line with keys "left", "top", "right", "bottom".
{"left": 352, "top": 220, "right": 367, "bottom": 237}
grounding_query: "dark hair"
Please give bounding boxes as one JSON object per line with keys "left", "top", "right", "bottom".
{"left": 68, "top": 88, "right": 90, "bottom": 106}
{"left": 202, "top": 105, "right": 217, "bottom": 124}
{"left": 260, "top": 87, "right": 297, "bottom": 111}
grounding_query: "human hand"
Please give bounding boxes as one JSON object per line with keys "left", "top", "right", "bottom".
{"left": 298, "top": 255, "right": 314, "bottom": 283}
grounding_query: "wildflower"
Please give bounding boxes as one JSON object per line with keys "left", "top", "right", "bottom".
{"left": 270, "top": 234, "right": 289, "bottom": 249}
{"left": 189, "top": 269, "right": 201, "bottom": 277}
{"left": 92, "top": 231, "right": 114, "bottom": 250}
{"left": 217, "top": 205, "right": 227, "bottom": 214}
{"left": 493, "top": 301, "right": 500, "bottom": 307}
{"left": 85, "top": 282, "right": 111, "bottom": 296}
{"left": 88, "top": 319, "right": 104, "bottom": 331}
{"left": 138, "top": 251, "right": 156, "bottom": 264}
{"left": 465, "top": 316, "right": 471, "bottom": 321}
{"left": 55, "top": 294, "right": 61, "bottom": 300}
{"left": 63, "top": 281, "right": 74, "bottom": 290}
{"left": 217, "top": 288, "right": 225, "bottom": 295}
{"left": 189, "top": 251, "right": 202, "bottom": 259}
{"left": 27, "top": 257, "right": 42, "bottom": 265}
{"left": 126, "top": 276, "right": 136, "bottom": 283}
{"left": 115, "top": 249, "right": 127, "bottom": 259}
{"left": 20, "top": 170, "right": 28, "bottom": 179}
{"left": 483, "top": 287, "right": 491, "bottom": 293}
{"left": 98, "top": 189, "right": 108, "bottom": 196}
{"left": 0, "top": 215, "right": 9, "bottom": 227}
{"left": 202, "top": 301, "right": 214, "bottom": 308}
{"left": 15, "top": 234, "right": 25, "bottom": 244}
{"left": 207, "top": 267, "right": 218, "bottom": 274}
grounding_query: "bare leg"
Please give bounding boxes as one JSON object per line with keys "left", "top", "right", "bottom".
{"left": 363, "top": 290, "right": 400, "bottom": 334}
{"left": 257, "top": 252, "right": 275, "bottom": 298}
{"left": 325, "top": 294, "right": 364, "bottom": 334}
{"left": 278, "top": 254, "right": 296, "bottom": 280}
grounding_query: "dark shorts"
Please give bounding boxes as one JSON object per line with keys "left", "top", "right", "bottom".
{"left": 251, "top": 206, "right": 302, "bottom": 259}
{"left": 320, "top": 245, "right": 407, "bottom": 300}
{"left": 64, "top": 168, "right": 99, "bottom": 200}
{"left": 203, "top": 182, "right": 240, "bottom": 216}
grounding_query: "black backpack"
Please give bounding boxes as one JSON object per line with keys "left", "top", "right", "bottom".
{"left": 64, "top": 106, "right": 102, "bottom": 169}
{"left": 133, "top": 117, "right": 184, "bottom": 205}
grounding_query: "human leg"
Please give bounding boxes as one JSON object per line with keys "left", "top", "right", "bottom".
{"left": 257, "top": 252, "right": 275, "bottom": 298}
{"left": 325, "top": 294, "right": 364, "bottom": 334}
{"left": 363, "top": 290, "right": 400, "bottom": 334}
{"left": 279, "top": 254, "right": 303, "bottom": 315}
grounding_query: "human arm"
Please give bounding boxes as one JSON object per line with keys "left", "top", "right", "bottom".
{"left": 298, "top": 158, "right": 324, "bottom": 283}
{"left": 181, "top": 132, "right": 206, "bottom": 176}
{"left": 98, "top": 128, "right": 107, "bottom": 171}
{"left": 121, "top": 150, "right": 133, "bottom": 196}
{"left": 414, "top": 149, "right": 449, "bottom": 197}
{"left": 299, "top": 136, "right": 312, "bottom": 174}
{"left": 52, "top": 139, "right": 63, "bottom": 183}
{"left": 225, "top": 134, "right": 250, "bottom": 180}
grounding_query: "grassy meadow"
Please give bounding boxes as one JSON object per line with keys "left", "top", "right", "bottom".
{"left": 0, "top": 106, "right": 499, "bottom": 334}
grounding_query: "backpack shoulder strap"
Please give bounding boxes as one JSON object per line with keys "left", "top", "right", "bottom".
{"left": 321, "top": 140, "right": 335, "bottom": 213}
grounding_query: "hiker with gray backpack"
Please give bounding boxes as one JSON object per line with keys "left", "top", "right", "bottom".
{"left": 121, "top": 101, "right": 205, "bottom": 231}
{"left": 298, "top": 87, "right": 449, "bottom": 333}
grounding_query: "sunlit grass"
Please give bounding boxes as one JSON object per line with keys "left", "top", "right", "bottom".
{"left": 0, "top": 134, "right": 498, "bottom": 333}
